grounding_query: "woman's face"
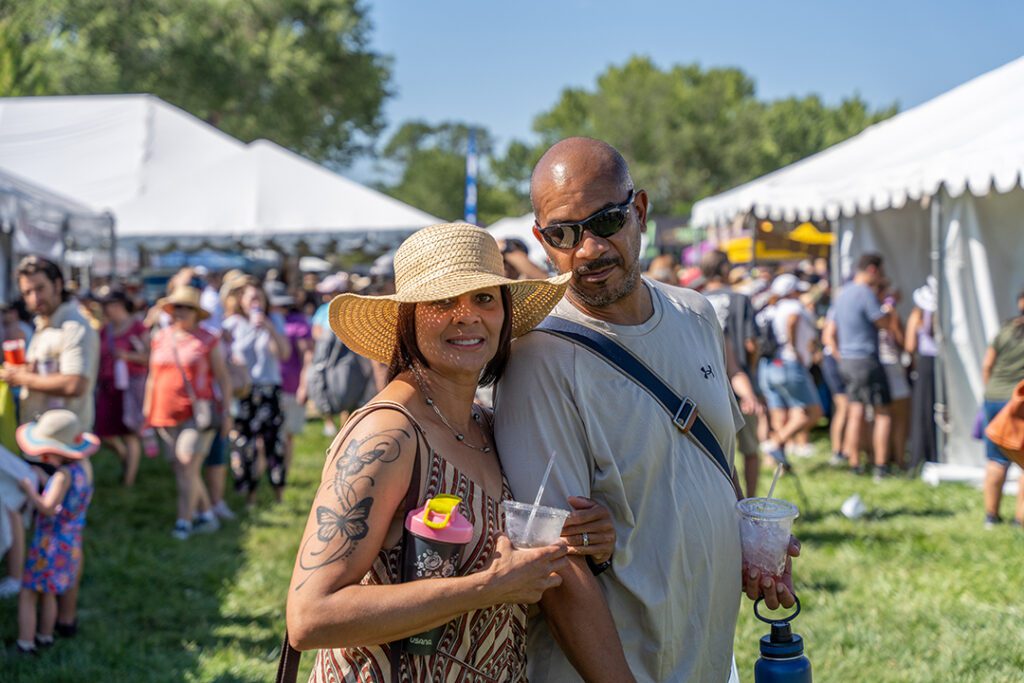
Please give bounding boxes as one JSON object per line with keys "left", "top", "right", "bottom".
{"left": 103, "top": 301, "right": 128, "bottom": 324}
{"left": 240, "top": 285, "right": 263, "bottom": 314}
{"left": 415, "top": 287, "right": 504, "bottom": 381}
{"left": 171, "top": 304, "right": 198, "bottom": 330}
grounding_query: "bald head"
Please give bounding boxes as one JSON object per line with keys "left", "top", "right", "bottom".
{"left": 530, "top": 137, "right": 633, "bottom": 215}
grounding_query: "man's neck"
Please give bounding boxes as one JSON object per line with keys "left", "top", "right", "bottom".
{"left": 567, "top": 278, "right": 654, "bottom": 326}
{"left": 703, "top": 280, "right": 726, "bottom": 292}
{"left": 853, "top": 273, "right": 872, "bottom": 286}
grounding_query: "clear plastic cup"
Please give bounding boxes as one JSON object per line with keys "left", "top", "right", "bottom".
{"left": 736, "top": 497, "right": 799, "bottom": 576}
{"left": 502, "top": 500, "right": 569, "bottom": 548}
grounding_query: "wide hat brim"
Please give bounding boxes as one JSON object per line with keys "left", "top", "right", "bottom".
{"left": 160, "top": 296, "right": 210, "bottom": 321}
{"left": 17, "top": 423, "right": 100, "bottom": 460}
{"left": 329, "top": 271, "right": 571, "bottom": 364}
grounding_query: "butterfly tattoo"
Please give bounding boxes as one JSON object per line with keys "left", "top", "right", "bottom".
{"left": 295, "top": 428, "right": 411, "bottom": 590}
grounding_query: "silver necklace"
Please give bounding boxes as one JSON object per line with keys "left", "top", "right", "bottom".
{"left": 410, "top": 364, "right": 491, "bottom": 453}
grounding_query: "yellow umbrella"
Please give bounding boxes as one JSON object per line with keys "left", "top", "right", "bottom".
{"left": 722, "top": 236, "right": 811, "bottom": 264}
{"left": 788, "top": 222, "right": 836, "bottom": 246}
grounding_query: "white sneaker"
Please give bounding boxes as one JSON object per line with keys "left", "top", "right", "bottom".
{"left": 793, "top": 444, "right": 815, "bottom": 459}
{"left": 213, "top": 500, "right": 236, "bottom": 521}
{"left": 0, "top": 576, "right": 20, "bottom": 598}
{"left": 171, "top": 520, "right": 192, "bottom": 541}
{"left": 322, "top": 422, "right": 338, "bottom": 437}
{"left": 191, "top": 513, "right": 221, "bottom": 534}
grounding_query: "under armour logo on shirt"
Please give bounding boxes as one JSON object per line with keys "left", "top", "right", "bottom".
{"left": 700, "top": 365, "right": 715, "bottom": 379}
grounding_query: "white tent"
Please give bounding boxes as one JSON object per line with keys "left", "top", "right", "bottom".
{"left": 692, "top": 56, "right": 1024, "bottom": 470}
{"left": 0, "top": 94, "right": 245, "bottom": 210}
{"left": 114, "top": 139, "right": 440, "bottom": 248}
{"left": 0, "top": 166, "right": 114, "bottom": 298}
{"left": 487, "top": 213, "right": 547, "bottom": 265}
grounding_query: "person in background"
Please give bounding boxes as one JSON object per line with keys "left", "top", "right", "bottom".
{"left": 876, "top": 279, "right": 910, "bottom": 473}
{"left": 645, "top": 253, "right": 679, "bottom": 285}
{"left": 197, "top": 267, "right": 225, "bottom": 334}
{"left": 905, "top": 277, "right": 939, "bottom": 467}
{"left": 266, "top": 281, "right": 313, "bottom": 476}
{"left": 500, "top": 238, "right": 550, "bottom": 280}
{"left": 311, "top": 273, "right": 349, "bottom": 437}
{"left": 821, "top": 306, "right": 850, "bottom": 467}
{"left": 15, "top": 410, "right": 97, "bottom": 654}
{"left": 229, "top": 283, "right": 290, "bottom": 505}
{"left": 145, "top": 286, "right": 233, "bottom": 540}
{"left": 95, "top": 290, "right": 149, "bottom": 486}
{"left": 702, "top": 249, "right": 763, "bottom": 496}
{"left": 758, "top": 273, "right": 823, "bottom": 467}
{"left": 980, "top": 288, "right": 1024, "bottom": 529}
{"left": 0, "top": 255, "right": 99, "bottom": 634}
{"left": 833, "top": 253, "right": 894, "bottom": 476}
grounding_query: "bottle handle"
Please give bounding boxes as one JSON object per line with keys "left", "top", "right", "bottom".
{"left": 754, "top": 595, "right": 801, "bottom": 625}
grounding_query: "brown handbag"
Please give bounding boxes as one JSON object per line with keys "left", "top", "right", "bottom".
{"left": 984, "top": 379, "right": 1024, "bottom": 467}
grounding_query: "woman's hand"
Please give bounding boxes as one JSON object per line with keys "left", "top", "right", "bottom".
{"left": 561, "top": 496, "right": 616, "bottom": 564}
{"left": 482, "top": 535, "right": 568, "bottom": 605}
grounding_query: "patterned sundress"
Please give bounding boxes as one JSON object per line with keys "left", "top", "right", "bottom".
{"left": 23, "top": 461, "right": 93, "bottom": 594}
{"left": 310, "top": 402, "right": 528, "bottom": 683}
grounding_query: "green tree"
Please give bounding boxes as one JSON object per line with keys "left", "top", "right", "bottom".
{"left": 0, "top": 0, "right": 392, "bottom": 166}
{"left": 379, "top": 122, "right": 529, "bottom": 225}
{"left": 530, "top": 56, "right": 897, "bottom": 216}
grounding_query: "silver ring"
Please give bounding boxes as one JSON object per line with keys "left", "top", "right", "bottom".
{"left": 582, "top": 532, "right": 590, "bottom": 547}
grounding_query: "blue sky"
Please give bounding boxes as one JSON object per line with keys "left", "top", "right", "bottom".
{"left": 360, "top": 0, "right": 1022, "bottom": 159}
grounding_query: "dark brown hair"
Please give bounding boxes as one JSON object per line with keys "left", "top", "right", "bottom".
{"left": 16, "top": 255, "right": 68, "bottom": 301}
{"left": 699, "top": 249, "right": 731, "bottom": 281}
{"left": 856, "top": 252, "right": 884, "bottom": 273}
{"left": 387, "top": 287, "right": 514, "bottom": 387}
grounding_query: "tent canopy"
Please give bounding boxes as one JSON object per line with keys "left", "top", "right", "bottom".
{"left": 692, "top": 56, "right": 1024, "bottom": 227}
{"left": 487, "top": 213, "right": 547, "bottom": 265}
{"left": 0, "top": 94, "right": 244, "bottom": 211}
{"left": 114, "top": 139, "right": 441, "bottom": 247}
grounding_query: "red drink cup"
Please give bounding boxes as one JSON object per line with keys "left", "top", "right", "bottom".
{"left": 3, "top": 339, "right": 25, "bottom": 365}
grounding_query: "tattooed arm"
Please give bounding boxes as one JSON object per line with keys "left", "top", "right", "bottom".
{"left": 286, "top": 407, "right": 569, "bottom": 651}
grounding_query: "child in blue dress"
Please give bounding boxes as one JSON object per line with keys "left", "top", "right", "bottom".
{"left": 15, "top": 409, "right": 97, "bottom": 654}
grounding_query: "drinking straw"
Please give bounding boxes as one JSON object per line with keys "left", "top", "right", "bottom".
{"left": 524, "top": 451, "right": 557, "bottom": 538}
{"left": 766, "top": 462, "right": 784, "bottom": 499}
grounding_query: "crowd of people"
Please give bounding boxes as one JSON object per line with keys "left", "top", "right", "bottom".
{"left": 0, "top": 136, "right": 1020, "bottom": 679}
{"left": 0, "top": 255, "right": 390, "bottom": 653}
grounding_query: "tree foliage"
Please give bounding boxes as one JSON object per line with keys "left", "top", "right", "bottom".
{"left": 0, "top": 0, "right": 392, "bottom": 165}
{"left": 379, "top": 122, "right": 529, "bottom": 225}
{"left": 531, "top": 56, "right": 897, "bottom": 216}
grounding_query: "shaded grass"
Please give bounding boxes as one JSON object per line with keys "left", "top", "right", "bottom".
{"left": 3, "top": 424, "right": 1023, "bottom": 681}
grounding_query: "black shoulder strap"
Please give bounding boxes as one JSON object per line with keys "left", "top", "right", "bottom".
{"left": 276, "top": 402, "right": 424, "bottom": 683}
{"left": 535, "top": 317, "right": 735, "bottom": 485}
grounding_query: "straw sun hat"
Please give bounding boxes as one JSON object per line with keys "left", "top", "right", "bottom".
{"left": 160, "top": 285, "right": 210, "bottom": 320}
{"left": 329, "top": 223, "right": 571, "bottom": 364}
{"left": 17, "top": 409, "right": 100, "bottom": 460}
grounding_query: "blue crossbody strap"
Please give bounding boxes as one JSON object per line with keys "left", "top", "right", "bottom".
{"left": 535, "top": 316, "right": 735, "bottom": 485}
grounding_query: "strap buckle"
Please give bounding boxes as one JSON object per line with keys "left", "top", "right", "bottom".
{"left": 672, "top": 398, "right": 698, "bottom": 434}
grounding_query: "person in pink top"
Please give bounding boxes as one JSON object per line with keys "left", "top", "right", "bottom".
{"left": 95, "top": 289, "right": 149, "bottom": 486}
{"left": 144, "top": 286, "right": 233, "bottom": 541}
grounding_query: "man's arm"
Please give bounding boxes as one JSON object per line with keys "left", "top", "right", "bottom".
{"left": 538, "top": 559, "right": 636, "bottom": 683}
{"left": 0, "top": 366, "right": 86, "bottom": 396}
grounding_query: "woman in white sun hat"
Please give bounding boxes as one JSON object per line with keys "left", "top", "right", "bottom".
{"left": 15, "top": 409, "right": 98, "bottom": 654}
{"left": 287, "top": 223, "right": 616, "bottom": 682}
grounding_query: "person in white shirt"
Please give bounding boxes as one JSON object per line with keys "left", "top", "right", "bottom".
{"left": 757, "top": 274, "right": 823, "bottom": 465}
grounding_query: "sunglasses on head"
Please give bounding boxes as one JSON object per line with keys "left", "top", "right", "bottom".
{"left": 537, "top": 189, "right": 635, "bottom": 250}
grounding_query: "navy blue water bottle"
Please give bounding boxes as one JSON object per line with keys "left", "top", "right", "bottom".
{"left": 754, "top": 596, "right": 812, "bottom": 683}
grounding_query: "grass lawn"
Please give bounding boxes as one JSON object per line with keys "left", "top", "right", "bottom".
{"left": 2, "top": 422, "right": 1023, "bottom": 682}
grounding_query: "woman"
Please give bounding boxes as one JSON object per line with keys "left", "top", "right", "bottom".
{"left": 876, "top": 280, "right": 910, "bottom": 472}
{"left": 226, "top": 282, "right": 291, "bottom": 505}
{"left": 144, "top": 286, "right": 233, "bottom": 540}
{"left": 287, "top": 223, "right": 616, "bottom": 682}
{"left": 95, "top": 289, "right": 149, "bottom": 486}
{"left": 980, "top": 289, "right": 1024, "bottom": 528}
{"left": 905, "top": 277, "right": 939, "bottom": 467}
{"left": 266, "top": 282, "right": 314, "bottom": 475}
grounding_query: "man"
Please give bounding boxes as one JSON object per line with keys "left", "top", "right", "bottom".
{"left": 0, "top": 255, "right": 99, "bottom": 630}
{"left": 494, "top": 138, "right": 796, "bottom": 683}
{"left": 832, "top": 253, "right": 894, "bottom": 476}
{"left": 758, "top": 274, "right": 823, "bottom": 465}
{"left": 702, "top": 249, "right": 763, "bottom": 496}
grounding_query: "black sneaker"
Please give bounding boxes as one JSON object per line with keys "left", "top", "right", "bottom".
{"left": 828, "top": 452, "right": 848, "bottom": 468}
{"left": 55, "top": 620, "right": 78, "bottom": 638}
{"left": 851, "top": 464, "right": 867, "bottom": 476}
{"left": 984, "top": 514, "right": 1002, "bottom": 530}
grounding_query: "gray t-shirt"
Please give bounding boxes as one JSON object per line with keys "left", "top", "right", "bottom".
{"left": 834, "top": 283, "right": 884, "bottom": 359}
{"left": 494, "top": 279, "right": 744, "bottom": 683}
{"left": 704, "top": 286, "right": 757, "bottom": 374}
{"left": 223, "top": 313, "right": 283, "bottom": 386}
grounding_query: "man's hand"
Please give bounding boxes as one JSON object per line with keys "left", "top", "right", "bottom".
{"left": 0, "top": 364, "right": 30, "bottom": 387}
{"left": 742, "top": 535, "right": 801, "bottom": 610}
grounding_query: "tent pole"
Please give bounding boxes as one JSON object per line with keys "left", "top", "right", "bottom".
{"left": 930, "top": 191, "right": 947, "bottom": 463}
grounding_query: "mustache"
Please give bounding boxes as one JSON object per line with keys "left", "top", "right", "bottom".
{"left": 574, "top": 257, "right": 622, "bottom": 276}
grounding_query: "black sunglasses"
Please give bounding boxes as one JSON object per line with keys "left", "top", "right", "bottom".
{"left": 537, "top": 189, "right": 635, "bottom": 249}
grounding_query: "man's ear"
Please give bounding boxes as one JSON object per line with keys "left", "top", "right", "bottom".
{"left": 633, "top": 189, "right": 650, "bottom": 226}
